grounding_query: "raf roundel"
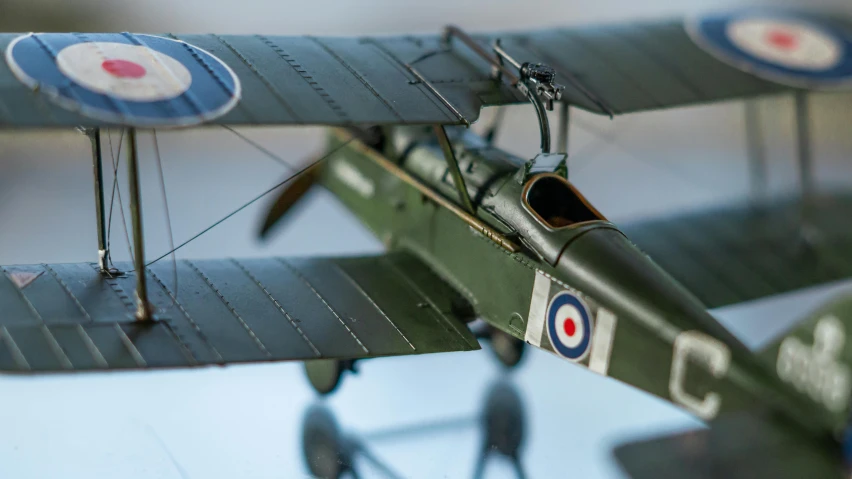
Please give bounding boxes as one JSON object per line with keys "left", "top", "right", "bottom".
{"left": 4, "top": 33, "right": 241, "bottom": 127}
{"left": 546, "top": 291, "right": 592, "bottom": 361}
{"left": 686, "top": 10, "right": 852, "bottom": 88}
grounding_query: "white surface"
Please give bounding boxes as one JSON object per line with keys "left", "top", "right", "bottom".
{"left": 56, "top": 42, "right": 193, "bottom": 102}
{"left": 727, "top": 18, "right": 842, "bottom": 71}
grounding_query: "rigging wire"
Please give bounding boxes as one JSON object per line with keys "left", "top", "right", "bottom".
{"left": 105, "top": 129, "right": 121, "bottom": 267}
{"left": 151, "top": 129, "right": 178, "bottom": 296}
{"left": 221, "top": 125, "right": 297, "bottom": 169}
{"left": 569, "top": 117, "right": 719, "bottom": 194}
{"left": 139, "top": 136, "right": 355, "bottom": 269}
{"left": 105, "top": 129, "right": 135, "bottom": 267}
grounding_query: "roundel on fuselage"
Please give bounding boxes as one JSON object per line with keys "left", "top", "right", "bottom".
{"left": 546, "top": 291, "right": 592, "bottom": 361}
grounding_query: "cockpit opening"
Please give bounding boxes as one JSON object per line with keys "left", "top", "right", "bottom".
{"left": 522, "top": 174, "right": 605, "bottom": 228}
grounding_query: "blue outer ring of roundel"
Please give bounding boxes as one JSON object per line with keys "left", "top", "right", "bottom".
{"left": 688, "top": 10, "right": 852, "bottom": 87}
{"left": 546, "top": 291, "right": 592, "bottom": 360}
{"left": 5, "top": 33, "right": 240, "bottom": 127}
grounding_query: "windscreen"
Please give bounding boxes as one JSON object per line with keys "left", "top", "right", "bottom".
{"left": 524, "top": 175, "right": 604, "bottom": 228}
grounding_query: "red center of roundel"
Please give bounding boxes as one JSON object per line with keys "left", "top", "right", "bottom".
{"left": 563, "top": 318, "right": 576, "bottom": 337}
{"left": 765, "top": 29, "right": 798, "bottom": 50}
{"left": 101, "top": 59, "right": 147, "bottom": 79}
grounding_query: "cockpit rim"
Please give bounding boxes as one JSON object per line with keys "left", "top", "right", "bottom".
{"left": 520, "top": 172, "right": 608, "bottom": 231}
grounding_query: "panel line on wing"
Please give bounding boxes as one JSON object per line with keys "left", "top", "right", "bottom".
{"left": 382, "top": 257, "right": 472, "bottom": 343}
{"left": 605, "top": 28, "right": 707, "bottom": 100}
{"left": 0, "top": 265, "right": 44, "bottom": 322}
{"left": 256, "top": 35, "right": 351, "bottom": 123}
{"left": 185, "top": 260, "right": 271, "bottom": 357}
{"left": 0, "top": 326, "right": 30, "bottom": 370}
{"left": 363, "top": 38, "right": 461, "bottom": 123}
{"left": 155, "top": 320, "right": 199, "bottom": 366}
{"left": 556, "top": 30, "right": 665, "bottom": 108}
{"left": 40, "top": 325, "right": 73, "bottom": 369}
{"left": 75, "top": 324, "right": 109, "bottom": 368}
{"left": 212, "top": 34, "right": 302, "bottom": 123}
{"left": 230, "top": 258, "right": 321, "bottom": 357}
{"left": 43, "top": 264, "right": 93, "bottom": 321}
{"left": 333, "top": 263, "right": 415, "bottom": 351}
{"left": 99, "top": 270, "right": 139, "bottom": 315}
{"left": 113, "top": 323, "right": 147, "bottom": 367}
{"left": 123, "top": 33, "right": 207, "bottom": 118}
{"left": 147, "top": 268, "right": 221, "bottom": 362}
{"left": 151, "top": 33, "right": 232, "bottom": 118}
{"left": 36, "top": 33, "right": 132, "bottom": 121}
{"left": 626, "top": 22, "right": 769, "bottom": 99}
{"left": 309, "top": 36, "right": 404, "bottom": 121}
{"left": 276, "top": 258, "right": 369, "bottom": 354}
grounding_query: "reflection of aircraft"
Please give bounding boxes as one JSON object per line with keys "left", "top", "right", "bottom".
{"left": 301, "top": 379, "right": 526, "bottom": 479}
{"left": 2, "top": 7, "right": 852, "bottom": 476}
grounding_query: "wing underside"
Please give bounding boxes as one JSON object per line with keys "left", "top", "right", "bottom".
{"left": 0, "top": 252, "right": 479, "bottom": 372}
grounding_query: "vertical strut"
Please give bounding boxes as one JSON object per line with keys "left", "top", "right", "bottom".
{"left": 127, "top": 128, "right": 153, "bottom": 321}
{"left": 794, "top": 91, "right": 815, "bottom": 209}
{"left": 527, "top": 89, "right": 551, "bottom": 154}
{"left": 484, "top": 106, "right": 506, "bottom": 145}
{"left": 557, "top": 102, "right": 570, "bottom": 155}
{"left": 743, "top": 100, "right": 767, "bottom": 208}
{"left": 433, "top": 125, "right": 475, "bottom": 214}
{"left": 87, "top": 128, "right": 109, "bottom": 271}
{"left": 792, "top": 91, "right": 823, "bottom": 250}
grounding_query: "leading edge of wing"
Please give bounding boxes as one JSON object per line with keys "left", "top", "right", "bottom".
{"left": 3, "top": 8, "right": 850, "bottom": 129}
{"left": 0, "top": 253, "right": 480, "bottom": 373}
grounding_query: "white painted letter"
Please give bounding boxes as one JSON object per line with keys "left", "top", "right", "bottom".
{"left": 669, "top": 331, "right": 731, "bottom": 420}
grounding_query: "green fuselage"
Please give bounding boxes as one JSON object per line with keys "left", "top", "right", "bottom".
{"left": 319, "top": 126, "right": 843, "bottom": 444}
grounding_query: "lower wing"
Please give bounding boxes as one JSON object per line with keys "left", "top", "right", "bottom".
{"left": 0, "top": 252, "right": 479, "bottom": 372}
{"left": 621, "top": 192, "right": 852, "bottom": 310}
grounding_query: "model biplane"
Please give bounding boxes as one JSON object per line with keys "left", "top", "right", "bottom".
{"left": 2, "top": 7, "right": 852, "bottom": 477}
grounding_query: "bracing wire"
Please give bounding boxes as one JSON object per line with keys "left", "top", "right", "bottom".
{"left": 221, "top": 125, "right": 297, "bottom": 169}
{"left": 105, "top": 129, "right": 135, "bottom": 267}
{"left": 105, "top": 129, "right": 121, "bottom": 267}
{"left": 570, "top": 117, "right": 718, "bottom": 194}
{"left": 151, "top": 130, "right": 178, "bottom": 296}
{"left": 138, "top": 136, "right": 354, "bottom": 269}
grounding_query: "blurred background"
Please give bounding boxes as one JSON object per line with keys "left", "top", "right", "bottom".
{"left": 1, "top": 0, "right": 852, "bottom": 478}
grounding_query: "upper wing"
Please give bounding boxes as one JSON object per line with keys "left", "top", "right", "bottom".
{"left": 0, "top": 252, "right": 479, "bottom": 372}
{"left": 1, "top": 9, "right": 847, "bottom": 128}
{"left": 620, "top": 192, "right": 852, "bottom": 310}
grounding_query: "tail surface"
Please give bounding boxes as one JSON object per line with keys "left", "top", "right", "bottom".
{"left": 614, "top": 411, "right": 844, "bottom": 479}
{"left": 615, "top": 291, "right": 852, "bottom": 478}
{"left": 758, "top": 292, "right": 852, "bottom": 419}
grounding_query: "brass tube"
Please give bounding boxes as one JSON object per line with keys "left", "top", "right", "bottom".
{"left": 127, "top": 128, "right": 152, "bottom": 321}
{"left": 443, "top": 25, "right": 520, "bottom": 85}
{"left": 87, "top": 128, "right": 108, "bottom": 271}
{"left": 433, "top": 125, "right": 475, "bottom": 214}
